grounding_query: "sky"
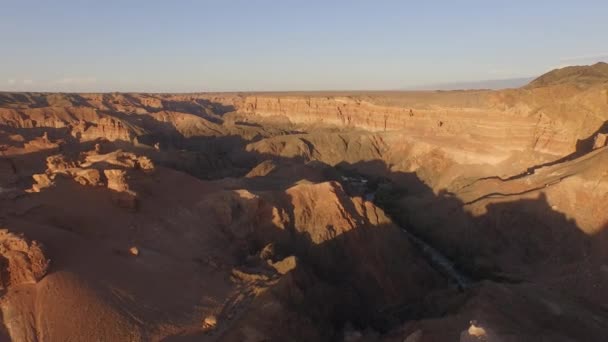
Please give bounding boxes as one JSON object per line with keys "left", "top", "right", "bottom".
{"left": 1, "top": 0, "right": 608, "bottom": 92}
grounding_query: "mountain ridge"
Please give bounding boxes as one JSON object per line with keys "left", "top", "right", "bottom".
{"left": 526, "top": 61, "right": 608, "bottom": 88}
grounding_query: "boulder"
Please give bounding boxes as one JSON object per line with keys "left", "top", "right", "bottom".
{"left": 202, "top": 315, "right": 217, "bottom": 331}
{"left": 593, "top": 133, "right": 607, "bottom": 149}
{"left": 270, "top": 256, "right": 297, "bottom": 275}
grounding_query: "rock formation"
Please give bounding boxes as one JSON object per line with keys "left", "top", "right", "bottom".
{"left": 0, "top": 230, "right": 49, "bottom": 289}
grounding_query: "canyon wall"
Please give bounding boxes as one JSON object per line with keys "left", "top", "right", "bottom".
{"left": 231, "top": 84, "right": 608, "bottom": 164}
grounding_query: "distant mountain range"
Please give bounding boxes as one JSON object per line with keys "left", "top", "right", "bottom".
{"left": 408, "top": 62, "right": 608, "bottom": 91}
{"left": 408, "top": 77, "right": 534, "bottom": 91}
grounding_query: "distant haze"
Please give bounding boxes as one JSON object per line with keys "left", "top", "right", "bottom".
{"left": 410, "top": 77, "right": 535, "bottom": 91}
{"left": 1, "top": 1, "right": 608, "bottom": 92}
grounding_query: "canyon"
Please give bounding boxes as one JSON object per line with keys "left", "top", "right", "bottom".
{"left": 0, "top": 62, "right": 607, "bottom": 341}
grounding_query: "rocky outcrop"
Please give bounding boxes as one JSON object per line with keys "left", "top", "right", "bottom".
{"left": 0, "top": 230, "right": 50, "bottom": 289}
{"left": 104, "top": 169, "right": 138, "bottom": 209}
{"left": 30, "top": 150, "right": 154, "bottom": 210}
{"left": 244, "top": 160, "right": 278, "bottom": 178}
{"left": 71, "top": 117, "right": 136, "bottom": 142}
{"left": 80, "top": 150, "right": 154, "bottom": 171}
{"left": 281, "top": 181, "right": 444, "bottom": 311}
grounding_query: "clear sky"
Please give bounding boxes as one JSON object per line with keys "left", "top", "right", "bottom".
{"left": 2, "top": 0, "right": 608, "bottom": 92}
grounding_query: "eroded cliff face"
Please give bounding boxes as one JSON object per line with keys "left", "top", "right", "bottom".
{"left": 234, "top": 84, "right": 608, "bottom": 164}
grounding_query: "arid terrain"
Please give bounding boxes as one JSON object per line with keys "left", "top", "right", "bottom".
{"left": 0, "top": 62, "right": 607, "bottom": 341}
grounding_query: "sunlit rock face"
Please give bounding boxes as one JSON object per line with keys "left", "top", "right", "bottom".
{"left": 0, "top": 64, "right": 607, "bottom": 341}
{"left": 236, "top": 83, "right": 608, "bottom": 163}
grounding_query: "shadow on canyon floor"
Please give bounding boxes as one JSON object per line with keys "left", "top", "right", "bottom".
{"left": 336, "top": 159, "right": 601, "bottom": 280}
{"left": 240, "top": 153, "right": 608, "bottom": 340}
{"left": 163, "top": 149, "right": 608, "bottom": 341}
{"left": 236, "top": 152, "right": 604, "bottom": 284}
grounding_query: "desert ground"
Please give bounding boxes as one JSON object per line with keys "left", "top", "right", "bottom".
{"left": 0, "top": 62, "right": 607, "bottom": 341}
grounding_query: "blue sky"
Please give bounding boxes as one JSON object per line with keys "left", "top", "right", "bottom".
{"left": 2, "top": 0, "right": 607, "bottom": 92}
